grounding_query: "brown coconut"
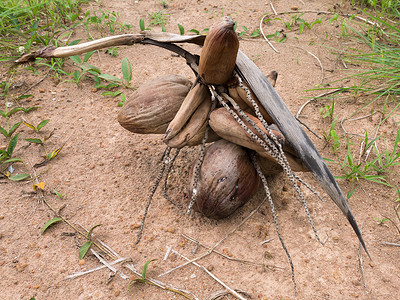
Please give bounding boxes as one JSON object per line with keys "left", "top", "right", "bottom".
{"left": 198, "top": 16, "right": 239, "bottom": 85}
{"left": 118, "top": 74, "right": 192, "bottom": 134}
{"left": 188, "top": 139, "right": 259, "bottom": 219}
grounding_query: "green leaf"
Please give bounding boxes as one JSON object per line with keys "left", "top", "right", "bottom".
{"left": 36, "top": 119, "right": 49, "bottom": 131}
{"left": 0, "top": 110, "right": 6, "bottom": 118}
{"left": 18, "top": 94, "right": 33, "bottom": 100}
{"left": 83, "top": 51, "right": 95, "bottom": 63}
{"left": 98, "top": 73, "right": 122, "bottom": 82}
{"left": 121, "top": 57, "right": 132, "bottom": 83}
{"left": 250, "top": 29, "right": 260, "bottom": 37}
{"left": 142, "top": 259, "right": 157, "bottom": 279}
{"left": 73, "top": 70, "right": 81, "bottom": 83}
{"left": 178, "top": 24, "right": 184, "bottom": 35}
{"left": 9, "top": 121, "right": 22, "bottom": 136}
{"left": 161, "top": 24, "right": 166, "bottom": 32}
{"left": 22, "top": 107, "right": 39, "bottom": 113}
{"left": 0, "top": 126, "right": 9, "bottom": 137}
{"left": 8, "top": 173, "right": 30, "bottom": 181}
{"left": 3, "top": 158, "right": 23, "bottom": 163}
{"left": 5, "top": 107, "right": 24, "bottom": 118}
{"left": 346, "top": 187, "right": 357, "bottom": 200}
{"left": 7, "top": 132, "right": 19, "bottom": 156}
{"left": 299, "top": 23, "right": 305, "bottom": 34}
{"left": 70, "top": 55, "right": 81, "bottom": 64}
{"left": 87, "top": 224, "right": 102, "bottom": 238}
{"left": 189, "top": 29, "right": 199, "bottom": 34}
{"left": 139, "top": 18, "right": 145, "bottom": 31}
{"left": 42, "top": 217, "right": 62, "bottom": 234}
{"left": 54, "top": 189, "right": 63, "bottom": 199}
{"left": 329, "top": 13, "right": 339, "bottom": 24}
{"left": 79, "top": 241, "right": 93, "bottom": 259}
{"left": 0, "top": 150, "right": 8, "bottom": 161}
{"left": 24, "top": 138, "right": 43, "bottom": 144}
{"left": 118, "top": 93, "right": 126, "bottom": 107}
{"left": 87, "top": 65, "right": 101, "bottom": 74}
{"left": 101, "top": 91, "right": 122, "bottom": 97}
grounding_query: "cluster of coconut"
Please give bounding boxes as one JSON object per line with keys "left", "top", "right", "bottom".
{"left": 118, "top": 17, "right": 306, "bottom": 219}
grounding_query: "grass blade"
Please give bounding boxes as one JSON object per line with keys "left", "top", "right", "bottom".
{"left": 142, "top": 259, "right": 157, "bottom": 279}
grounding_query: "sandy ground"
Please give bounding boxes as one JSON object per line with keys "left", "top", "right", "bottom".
{"left": 1, "top": 0, "right": 399, "bottom": 299}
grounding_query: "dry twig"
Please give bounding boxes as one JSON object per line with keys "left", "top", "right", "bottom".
{"left": 182, "top": 234, "right": 284, "bottom": 270}
{"left": 172, "top": 250, "right": 249, "bottom": 300}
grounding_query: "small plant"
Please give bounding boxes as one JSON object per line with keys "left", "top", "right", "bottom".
{"left": 139, "top": 18, "right": 151, "bottom": 31}
{"left": 158, "top": 0, "right": 169, "bottom": 8}
{"left": 0, "top": 133, "right": 30, "bottom": 181}
{"left": 368, "top": 129, "right": 400, "bottom": 174}
{"left": 78, "top": 224, "right": 102, "bottom": 259}
{"left": 105, "top": 47, "right": 119, "bottom": 57}
{"left": 237, "top": 25, "right": 260, "bottom": 38}
{"left": 148, "top": 10, "right": 169, "bottom": 27}
{"left": 0, "top": 133, "right": 20, "bottom": 161}
{"left": 83, "top": 9, "right": 132, "bottom": 36}
{"left": 35, "top": 57, "right": 70, "bottom": 80}
{"left": 374, "top": 217, "right": 390, "bottom": 225}
{"left": 322, "top": 116, "right": 340, "bottom": 152}
{"left": 320, "top": 97, "right": 335, "bottom": 119}
{"left": 69, "top": 51, "right": 101, "bottom": 86}
{"left": 53, "top": 189, "right": 64, "bottom": 199}
{"left": 0, "top": 121, "right": 21, "bottom": 138}
{"left": 93, "top": 57, "right": 134, "bottom": 106}
{"left": 128, "top": 259, "right": 157, "bottom": 291}
{"left": 336, "top": 134, "right": 389, "bottom": 185}
{"left": 395, "top": 186, "right": 400, "bottom": 202}
{"left": 290, "top": 13, "right": 322, "bottom": 34}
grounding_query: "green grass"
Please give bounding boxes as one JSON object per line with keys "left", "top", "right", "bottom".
{"left": 0, "top": 0, "right": 88, "bottom": 58}
{"left": 353, "top": 0, "right": 399, "bottom": 13}
{"left": 342, "top": 8, "right": 400, "bottom": 103}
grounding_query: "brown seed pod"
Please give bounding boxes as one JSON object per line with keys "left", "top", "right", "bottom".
{"left": 209, "top": 107, "right": 285, "bottom": 154}
{"left": 118, "top": 74, "right": 192, "bottom": 134}
{"left": 209, "top": 108, "right": 308, "bottom": 172}
{"left": 188, "top": 139, "right": 260, "bottom": 219}
{"left": 185, "top": 122, "right": 221, "bottom": 147}
{"left": 198, "top": 16, "right": 239, "bottom": 85}
{"left": 166, "top": 94, "right": 212, "bottom": 148}
{"left": 164, "top": 82, "right": 210, "bottom": 141}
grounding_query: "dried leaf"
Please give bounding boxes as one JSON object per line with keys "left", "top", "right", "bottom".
{"left": 23, "top": 121, "right": 37, "bottom": 131}
{"left": 45, "top": 144, "right": 65, "bottom": 161}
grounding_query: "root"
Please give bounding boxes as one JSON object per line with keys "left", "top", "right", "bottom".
{"left": 236, "top": 77, "right": 323, "bottom": 244}
{"left": 136, "top": 147, "right": 172, "bottom": 245}
{"left": 249, "top": 152, "right": 297, "bottom": 293}
{"left": 163, "top": 148, "right": 183, "bottom": 209}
